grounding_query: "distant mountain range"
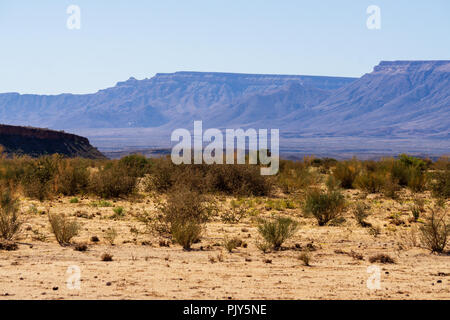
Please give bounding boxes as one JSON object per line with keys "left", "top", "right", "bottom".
{"left": 0, "top": 60, "right": 448, "bottom": 157}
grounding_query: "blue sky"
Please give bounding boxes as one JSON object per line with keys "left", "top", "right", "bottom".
{"left": 1, "top": 0, "right": 449, "bottom": 94}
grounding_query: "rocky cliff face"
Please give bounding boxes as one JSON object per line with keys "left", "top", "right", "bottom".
{"left": 0, "top": 124, "right": 105, "bottom": 158}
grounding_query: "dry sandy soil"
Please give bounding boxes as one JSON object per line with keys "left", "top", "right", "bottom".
{"left": 0, "top": 190, "right": 449, "bottom": 300}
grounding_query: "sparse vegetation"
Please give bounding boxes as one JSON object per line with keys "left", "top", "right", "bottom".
{"left": 101, "top": 253, "right": 113, "bottom": 261}
{"left": 303, "top": 188, "right": 346, "bottom": 226}
{"left": 48, "top": 212, "right": 80, "bottom": 246}
{"left": 223, "top": 237, "right": 244, "bottom": 253}
{"left": 104, "top": 227, "right": 118, "bottom": 245}
{"left": 0, "top": 189, "right": 21, "bottom": 240}
{"left": 419, "top": 209, "right": 449, "bottom": 253}
{"left": 353, "top": 202, "right": 371, "bottom": 227}
{"left": 298, "top": 250, "right": 312, "bottom": 266}
{"left": 369, "top": 253, "right": 395, "bottom": 264}
{"left": 257, "top": 216, "right": 298, "bottom": 249}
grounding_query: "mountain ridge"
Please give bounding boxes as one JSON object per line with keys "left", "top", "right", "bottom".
{"left": 0, "top": 60, "right": 448, "bottom": 155}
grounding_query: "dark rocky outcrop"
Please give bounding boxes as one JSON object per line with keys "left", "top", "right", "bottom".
{"left": 0, "top": 124, "right": 105, "bottom": 159}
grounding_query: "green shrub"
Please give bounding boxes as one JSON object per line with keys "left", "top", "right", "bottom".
{"left": 171, "top": 220, "right": 202, "bottom": 250}
{"left": 257, "top": 216, "right": 298, "bottom": 249}
{"left": 89, "top": 162, "right": 136, "bottom": 198}
{"left": 332, "top": 159, "right": 360, "bottom": 189}
{"left": 0, "top": 189, "right": 21, "bottom": 240}
{"left": 303, "top": 189, "right": 346, "bottom": 226}
{"left": 354, "top": 171, "right": 385, "bottom": 193}
{"left": 277, "top": 160, "right": 318, "bottom": 193}
{"left": 48, "top": 212, "right": 80, "bottom": 246}
{"left": 54, "top": 159, "right": 89, "bottom": 196}
{"left": 111, "top": 206, "right": 125, "bottom": 219}
{"left": 118, "top": 154, "right": 152, "bottom": 178}
{"left": 223, "top": 237, "right": 243, "bottom": 253}
{"left": 70, "top": 197, "right": 79, "bottom": 204}
{"left": 431, "top": 169, "right": 450, "bottom": 199}
{"left": 21, "top": 157, "right": 57, "bottom": 200}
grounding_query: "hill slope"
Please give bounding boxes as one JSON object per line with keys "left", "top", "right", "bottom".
{"left": 0, "top": 124, "right": 105, "bottom": 158}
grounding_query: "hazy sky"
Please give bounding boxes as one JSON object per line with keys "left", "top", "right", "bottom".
{"left": 1, "top": 0, "right": 449, "bottom": 94}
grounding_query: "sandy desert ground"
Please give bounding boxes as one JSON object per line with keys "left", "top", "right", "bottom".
{"left": 0, "top": 190, "right": 449, "bottom": 300}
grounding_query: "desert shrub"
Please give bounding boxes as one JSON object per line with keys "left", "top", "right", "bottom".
{"left": 0, "top": 240, "right": 18, "bottom": 251}
{"left": 104, "top": 227, "right": 118, "bottom": 245}
{"left": 0, "top": 189, "right": 21, "bottom": 240}
{"left": 419, "top": 209, "right": 449, "bottom": 253}
{"left": 162, "top": 187, "right": 211, "bottom": 227}
{"left": 48, "top": 212, "right": 80, "bottom": 246}
{"left": 430, "top": 169, "right": 450, "bottom": 199}
{"left": 332, "top": 159, "right": 360, "bottom": 189}
{"left": 74, "top": 243, "right": 88, "bottom": 252}
{"left": 21, "top": 156, "right": 57, "bottom": 200}
{"left": 70, "top": 197, "right": 79, "bottom": 204}
{"left": 111, "top": 206, "right": 125, "bottom": 219}
{"left": 407, "top": 167, "right": 427, "bottom": 193}
{"left": 118, "top": 154, "right": 152, "bottom": 178}
{"left": 310, "top": 157, "right": 337, "bottom": 174}
{"left": 171, "top": 220, "right": 202, "bottom": 250}
{"left": 277, "top": 160, "right": 319, "bottom": 193}
{"left": 369, "top": 253, "right": 395, "bottom": 264}
{"left": 101, "top": 253, "right": 113, "bottom": 261}
{"left": 223, "top": 237, "right": 243, "bottom": 253}
{"left": 388, "top": 155, "right": 428, "bottom": 192}
{"left": 89, "top": 162, "right": 137, "bottom": 198}
{"left": 298, "top": 250, "right": 312, "bottom": 266}
{"left": 54, "top": 159, "right": 89, "bottom": 196}
{"left": 354, "top": 171, "right": 385, "bottom": 193}
{"left": 149, "top": 158, "right": 177, "bottom": 192}
{"left": 303, "top": 189, "right": 346, "bottom": 226}
{"left": 257, "top": 216, "right": 298, "bottom": 249}
{"left": 398, "top": 154, "right": 428, "bottom": 171}
{"left": 382, "top": 176, "right": 401, "bottom": 199}
{"left": 353, "top": 202, "right": 371, "bottom": 227}
{"left": 205, "top": 164, "right": 273, "bottom": 196}
{"left": 158, "top": 186, "right": 212, "bottom": 248}
{"left": 410, "top": 206, "right": 421, "bottom": 222}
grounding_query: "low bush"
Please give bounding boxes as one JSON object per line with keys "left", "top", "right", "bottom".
{"left": 369, "top": 253, "right": 395, "bottom": 264}
{"left": 419, "top": 209, "right": 449, "bottom": 253}
{"left": 0, "top": 189, "right": 21, "bottom": 240}
{"left": 171, "top": 220, "right": 202, "bottom": 250}
{"left": 332, "top": 159, "right": 360, "bottom": 189}
{"left": 353, "top": 202, "right": 371, "bottom": 227}
{"left": 48, "top": 212, "right": 80, "bottom": 246}
{"left": 54, "top": 159, "right": 89, "bottom": 196}
{"left": 118, "top": 154, "right": 152, "bottom": 178}
{"left": 89, "top": 162, "right": 137, "bottom": 198}
{"left": 354, "top": 171, "right": 385, "bottom": 193}
{"left": 223, "top": 237, "right": 243, "bottom": 253}
{"left": 303, "top": 189, "right": 346, "bottom": 226}
{"left": 257, "top": 216, "right": 298, "bottom": 249}
{"left": 430, "top": 169, "right": 450, "bottom": 199}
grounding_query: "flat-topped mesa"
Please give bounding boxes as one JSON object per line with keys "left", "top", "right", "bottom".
{"left": 151, "top": 71, "right": 357, "bottom": 90}
{"left": 0, "top": 124, "right": 105, "bottom": 159}
{"left": 373, "top": 60, "right": 450, "bottom": 74}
